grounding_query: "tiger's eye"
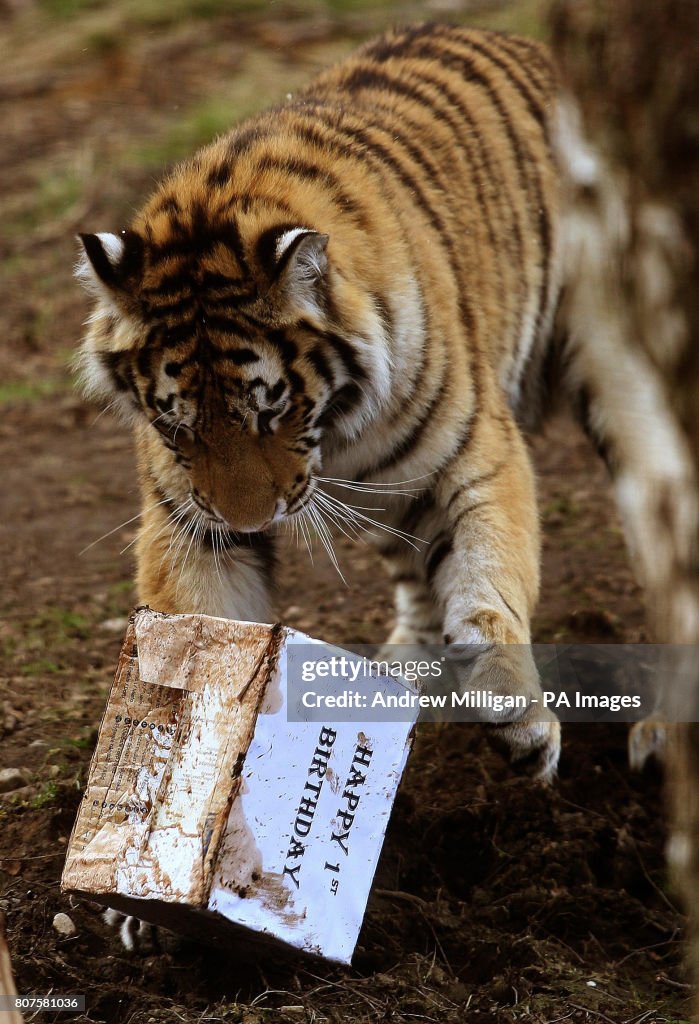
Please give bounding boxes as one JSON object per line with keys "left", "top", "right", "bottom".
{"left": 152, "top": 418, "right": 196, "bottom": 450}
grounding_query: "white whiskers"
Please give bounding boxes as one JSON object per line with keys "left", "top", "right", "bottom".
{"left": 79, "top": 497, "right": 171, "bottom": 556}
{"left": 316, "top": 488, "right": 425, "bottom": 550}
{"left": 285, "top": 478, "right": 428, "bottom": 583}
{"left": 317, "top": 471, "right": 435, "bottom": 497}
{"left": 307, "top": 500, "right": 347, "bottom": 584}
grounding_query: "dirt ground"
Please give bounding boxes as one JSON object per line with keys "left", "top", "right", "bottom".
{"left": 0, "top": 1, "right": 692, "bottom": 1022}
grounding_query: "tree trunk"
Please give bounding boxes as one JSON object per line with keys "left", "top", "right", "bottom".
{"left": 549, "top": 0, "right": 699, "bottom": 1013}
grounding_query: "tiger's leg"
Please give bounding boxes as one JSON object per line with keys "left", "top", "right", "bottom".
{"left": 553, "top": 100, "right": 698, "bottom": 766}
{"left": 135, "top": 492, "right": 274, "bottom": 621}
{"left": 381, "top": 548, "right": 444, "bottom": 646}
{"left": 107, "top": 481, "right": 274, "bottom": 951}
{"left": 562, "top": 332, "right": 697, "bottom": 769}
{"left": 429, "top": 408, "right": 561, "bottom": 782}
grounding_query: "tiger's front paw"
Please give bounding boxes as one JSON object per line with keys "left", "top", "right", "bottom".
{"left": 450, "top": 642, "right": 561, "bottom": 783}
{"left": 628, "top": 717, "right": 672, "bottom": 771}
{"left": 487, "top": 711, "right": 561, "bottom": 784}
{"left": 103, "top": 909, "right": 155, "bottom": 952}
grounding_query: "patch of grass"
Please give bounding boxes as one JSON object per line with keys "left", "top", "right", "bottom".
{"left": 8, "top": 606, "right": 96, "bottom": 678}
{"left": 0, "top": 377, "right": 68, "bottom": 406}
{"left": 30, "top": 780, "right": 59, "bottom": 809}
{"left": 2, "top": 254, "right": 28, "bottom": 278}
{"left": 104, "top": 579, "right": 136, "bottom": 618}
{"left": 126, "top": 0, "right": 410, "bottom": 30}
{"left": 64, "top": 733, "right": 95, "bottom": 751}
{"left": 41, "top": 733, "right": 96, "bottom": 790}
{"left": 19, "top": 658, "right": 64, "bottom": 676}
{"left": 0, "top": 631, "right": 17, "bottom": 661}
{"left": 84, "top": 27, "right": 122, "bottom": 53}
{"left": 133, "top": 98, "right": 244, "bottom": 170}
{"left": 38, "top": 0, "right": 104, "bottom": 16}
{"left": 109, "top": 580, "right": 135, "bottom": 595}
{"left": 38, "top": 0, "right": 277, "bottom": 31}
{"left": 129, "top": 49, "right": 304, "bottom": 170}
{"left": 322, "top": 0, "right": 399, "bottom": 11}
{"left": 5, "top": 167, "right": 83, "bottom": 238}
{"left": 129, "top": 0, "right": 265, "bottom": 28}
{"left": 29, "top": 307, "right": 52, "bottom": 346}
{"left": 467, "top": 0, "right": 548, "bottom": 39}
{"left": 46, "top": 609, "right": 91, "bottom": 636}
{"left": 35, "top": 171, "right": 82, "bottom": 228}
{"left": 543, "top": 495, "right": 582, "bottom": 522}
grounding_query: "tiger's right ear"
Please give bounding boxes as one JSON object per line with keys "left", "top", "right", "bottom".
{"left": 75, "top": 231, "right": 144, "bottom": 299}
{"left": 257, "top": 225, "right": 329, "bottom": 319}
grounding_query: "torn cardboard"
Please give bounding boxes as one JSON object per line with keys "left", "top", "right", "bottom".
{"left": 62, "top": 608, "right": 416, "bottom": 963}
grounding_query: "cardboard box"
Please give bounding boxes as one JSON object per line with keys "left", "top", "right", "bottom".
{"left": 61, "top": 608, "right": 416, "bottom": 963}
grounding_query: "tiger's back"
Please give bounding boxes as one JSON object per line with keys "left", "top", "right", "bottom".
{"left": 300, "top": 23, "right": 560, "bottom": 407}
{"left": 128, "top": 23, "right": 561, "bottom": 458}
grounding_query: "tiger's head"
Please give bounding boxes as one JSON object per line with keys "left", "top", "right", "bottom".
{"left": 75, "top": 183, "right": 390, "bottom": 535}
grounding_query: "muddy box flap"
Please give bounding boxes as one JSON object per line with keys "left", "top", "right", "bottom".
{"left": 62, "top": 608, "right": 281, "bottom": 906}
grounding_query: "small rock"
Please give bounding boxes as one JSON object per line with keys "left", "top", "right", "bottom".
{"left": 2, "top": 702, "right": 21, "bottom": 735}
{"left": 0, "top": 767, "right": 31, "bottom": 793}
{"left": 0, "top": 785, "right": 34, "bottom": 802}
{"left": 52, "top": 912, "right": 76, "bottom": 937}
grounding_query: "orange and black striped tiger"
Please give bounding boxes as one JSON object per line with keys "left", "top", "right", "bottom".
{"left": 76, "top": 22, "right": 680, "bottom": 786}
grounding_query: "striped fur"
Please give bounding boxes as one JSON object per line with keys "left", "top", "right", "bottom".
{"left": 76, "top": 24, "right": 587, "bottom": 779}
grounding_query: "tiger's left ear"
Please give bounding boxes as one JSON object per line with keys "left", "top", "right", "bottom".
{"left": 75, "top": 230, "right": 144, "bottom": 301}
{"left": 265, "top": 227, "right": 330, "bottom": 317}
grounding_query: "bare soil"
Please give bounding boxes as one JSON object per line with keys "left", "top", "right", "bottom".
{"left": 0, "top": 2, "right": 690, "bottom": 1021}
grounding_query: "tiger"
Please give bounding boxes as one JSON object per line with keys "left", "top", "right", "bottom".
{"left": 75, "top": 21, "right": 693, "bottom": 793}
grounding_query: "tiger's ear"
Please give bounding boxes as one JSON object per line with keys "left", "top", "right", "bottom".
{"left": 263, "top": 227, "right": 329, "bottom": 317}
{"left": 76, "top": 230, "right": 144, "bottom": 300}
